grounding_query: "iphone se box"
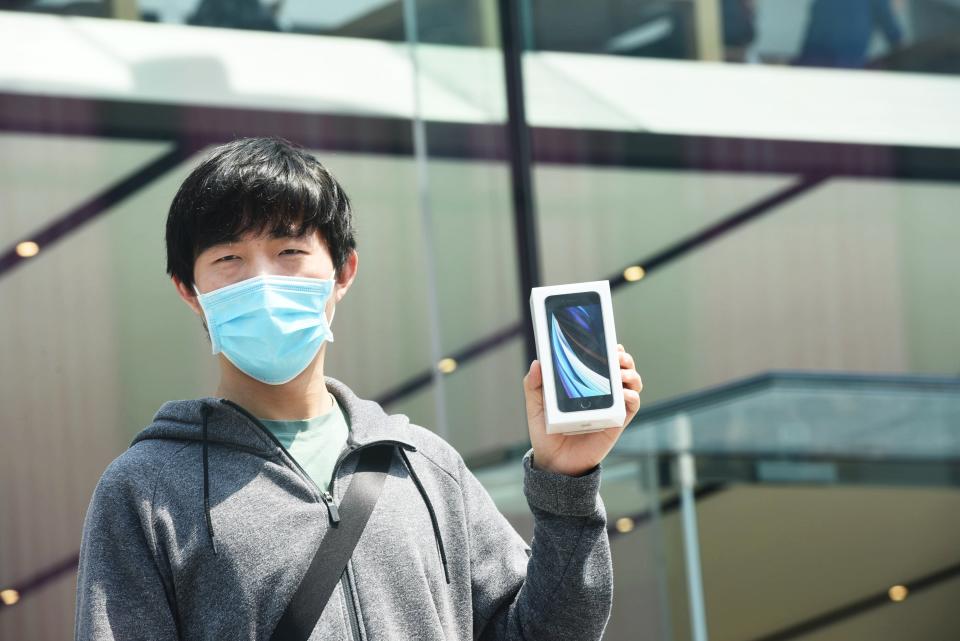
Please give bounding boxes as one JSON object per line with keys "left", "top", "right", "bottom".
{"left": 529, "top": 280, "right": 625, "bottom": 435}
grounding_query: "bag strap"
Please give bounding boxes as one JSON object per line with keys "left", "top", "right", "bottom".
{"left": 270, "top": 445, "right": 394, "bottom": 641}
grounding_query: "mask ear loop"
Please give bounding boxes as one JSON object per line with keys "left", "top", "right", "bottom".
{"left": 325, "top": 298, "right": 336, "bottom": 343}
{"left": 192, "top": 283, "right": 218, "bottom": 353}
{"left": 324, "top": 276, "right": 337, "bottom": 331}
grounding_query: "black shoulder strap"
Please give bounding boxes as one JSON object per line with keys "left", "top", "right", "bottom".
{"left": 270, "top": 445, "right": 394, "bottom": 641}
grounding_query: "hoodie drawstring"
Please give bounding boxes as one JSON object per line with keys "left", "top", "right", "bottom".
{"left": 399, "top": 448, "right": 450, "bottom": 584}
{"left": 201, "top": 404, "right": 219, "bottom": 556}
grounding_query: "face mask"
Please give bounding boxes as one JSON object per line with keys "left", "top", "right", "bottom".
{"left": 193, "top": 274, "right": 336, "bottom": 385}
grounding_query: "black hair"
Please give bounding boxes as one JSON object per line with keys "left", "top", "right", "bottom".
{"left": 165, "top": 136, "right": 356, "bottom": 290}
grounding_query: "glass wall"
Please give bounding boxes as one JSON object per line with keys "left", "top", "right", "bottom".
{"left": 476, "top": 374, "right": 960, "bottom": 640}
{"left": 1, "top": 0, "right": 959, "bottom": 639}
{"left": 12, "top": 0, "right": 960, "bottom": 73}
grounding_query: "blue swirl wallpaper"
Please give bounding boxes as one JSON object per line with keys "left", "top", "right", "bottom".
{"left": 549, "top": 303, "right": 612, "bottom": 399}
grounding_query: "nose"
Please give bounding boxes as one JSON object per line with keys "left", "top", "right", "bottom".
{"left": 244, "top": 249, "right": 280, "bottom": 280}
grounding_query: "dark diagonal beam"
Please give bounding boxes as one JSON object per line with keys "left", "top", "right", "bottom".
{"left": 0, "top": 553, "right": 78, "bottom": 612}
{"left": 746, "top": 561, "right": 960, "bottom": 641}
{"left": 374, "top": 175, "right": 826, "bottom": 411}
{"left": 0, "top": 144, "right": 195, "bottom": 279}
{"left": 608, "top": 174, "right": 828, "bottom": 287}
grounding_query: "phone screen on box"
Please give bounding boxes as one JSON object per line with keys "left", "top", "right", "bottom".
{"left": 544, "top": 291, "right": 614, "bottom": 412}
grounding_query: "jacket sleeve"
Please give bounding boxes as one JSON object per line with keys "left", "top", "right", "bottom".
{"left": 462, "top": 448, "right": 613, "bottom": 641}
{"left": 75, "top": 457, "right": 180, "bottom": 641}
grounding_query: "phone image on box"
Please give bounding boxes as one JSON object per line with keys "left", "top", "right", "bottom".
{"left": 544, "top": 291, "right": 615, "bottom": 412}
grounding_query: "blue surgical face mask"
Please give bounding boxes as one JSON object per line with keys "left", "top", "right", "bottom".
{"left": 193, "top": 274, "right": 336, "bottom": 385}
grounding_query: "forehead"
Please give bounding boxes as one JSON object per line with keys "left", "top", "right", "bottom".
{"left": 209, "top": 228, "right": 327, "bottom": 247}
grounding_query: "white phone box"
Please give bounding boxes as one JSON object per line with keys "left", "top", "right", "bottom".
{"left": 529, "top": 280, "right": 625, "bottom": 435}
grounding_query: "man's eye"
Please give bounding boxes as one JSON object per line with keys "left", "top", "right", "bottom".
{"left": 215, "top": 255, "right": 240, "bottom": 263}
{"left": 280, "top": 249, "right": 306, "bottom": 255}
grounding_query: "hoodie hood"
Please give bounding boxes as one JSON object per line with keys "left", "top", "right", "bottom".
{"left": 127, "top": 375, "right": 448, "bottom": 580}
{"left": 131, "top": 375, "right": 419, "bottom": 453}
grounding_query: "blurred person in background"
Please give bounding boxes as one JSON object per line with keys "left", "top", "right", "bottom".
{"left": 188, "top": 0, "right": 280, "bottom": 30}
{"left": 74, "top": 137, "right": 644, "bottom": 641}
{"left": 722, "top": 0, "right": 757, "bottom": 63}
{"left": 794, "top": 0, "right": 905, "bottom": 68}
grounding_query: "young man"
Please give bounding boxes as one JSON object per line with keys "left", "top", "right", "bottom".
{"left": 75, "top": 137, "right": 643, "bottom": 641}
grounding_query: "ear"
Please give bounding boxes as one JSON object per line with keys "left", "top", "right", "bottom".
{"left": 172, "top": 275, "right": 204, "bottom": 317}
{"left": 333, "top": 249, "right": 358, "bottom": 304}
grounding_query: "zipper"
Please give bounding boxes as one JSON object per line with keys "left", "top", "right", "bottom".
{"left": 321, "top": 491, "right": 340, "bottom": 523}
{"left": 220, "top": 399, "right": 341, "bottom": 524}
{"left": 221, "top": 398, "right": 414, "bottom": 498}
{"left": 341, "top": 565, "right": 362, "bottom": 641}
{"left": 218, "top": 398, "right": 416, "bottom": 639}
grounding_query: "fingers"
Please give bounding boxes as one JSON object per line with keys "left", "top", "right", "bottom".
{"left": 529, "top": 346, "right": 640, "bottom": 394}
{"left": 621, "top": 367, "right": 643, "bottom": 394}
{"left": 624, "top": 387, "right": 641, "bottom": 414}
{"left": 617, "top": 345, "right": 642, "bottom": 396}
{"left": 523, "top": 359, "right": 543, "bottom": 391}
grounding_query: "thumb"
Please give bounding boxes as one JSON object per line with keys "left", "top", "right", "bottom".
{"left": 523, "top": 359, "right": 543, "bottom": 393}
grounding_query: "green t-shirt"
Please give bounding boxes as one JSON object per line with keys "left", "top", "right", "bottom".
{"left": 258, "top": 393, "right": 351, "bottom": 493}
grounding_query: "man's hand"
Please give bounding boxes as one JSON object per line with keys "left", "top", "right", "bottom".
{"left": 523, "top": 344, "right": 643, "bottom": 477}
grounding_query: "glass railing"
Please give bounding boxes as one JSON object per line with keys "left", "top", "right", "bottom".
{"left": 10, "top": 0, "right": 960, "bottom": 75}
{"left": 524, "top": 0, "right": 960, "bottom": 75}
{"left": 473, "top": 371, "right": 960, "bottom": 641}
{"left": 9, "top": 0, "right": 404, "bottom": 36}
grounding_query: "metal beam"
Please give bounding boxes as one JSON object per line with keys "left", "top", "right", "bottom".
{"left": 0, "top": 144, "right": 195, "bottom": 278}
{"left": 4, "top": 93, "right": 960, "bottom": 182}
{"left": 746, "top": 561, "right": 960, "bottom": 641}
{"left": 371, "top": 175, "right": 830, "bottom": 413}
{"left": 498, "top": 0, "right": 542, "bottom": 365}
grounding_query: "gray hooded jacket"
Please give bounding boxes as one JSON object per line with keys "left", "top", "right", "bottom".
{"left": 75, "top": 375, "right": 613, "bottom": 640}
